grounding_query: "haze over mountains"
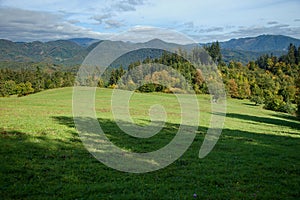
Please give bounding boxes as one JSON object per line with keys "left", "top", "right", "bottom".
{"left": 0, "top": 35, "right": 300, "bottom": 67}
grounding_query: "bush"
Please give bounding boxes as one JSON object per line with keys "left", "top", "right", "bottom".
{"left": 17, "top": 82, "right": 34, "bottom": 97}
{"left": 282, "top": 102, "right": 296, "bottom": 114}
{"left": 137, "top": 83, "right": 165, "bottom": 93}
{"left": 138, "top": 83, "right": 156, "bottom": 93}
{"left": 264, "top": 95, "right": 285, "bottom": 112}
{"left": 264, "top": 95, "right": 295, "bottom": 113}
{"left": 250, "top": 95, "right": 264, "bottom": 105}
{"left": 164, "top": 87, "right": 187, "bottom": 94}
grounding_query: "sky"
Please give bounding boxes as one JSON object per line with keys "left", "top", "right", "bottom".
{"left": 0, "top": 0, "right": 299, "bottom": 43}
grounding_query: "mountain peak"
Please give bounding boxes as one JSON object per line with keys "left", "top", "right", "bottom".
{"left": 68, "top": 38, "right": 100, "bottom": 47}
{"left": 146, "top": 38, "right": 165, "bottom": 42}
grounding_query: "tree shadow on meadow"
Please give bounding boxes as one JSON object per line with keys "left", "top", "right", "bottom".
{"left": 270, "top": 113, "right": 300, "bottom": 123}
{"left": 242, "top": 102, "right": 258, "bottom": 107}
{"left": 51, "top": 115, "right": 300, "bottom": 179}
{"left": 0, "top": 129, "right": 27, "bottom": 136}
{"left": 1, "top": 116, "right": 299, "bottom": 199}
{"left": 51, "top": 115, "right": 300, "bottom": 145}
{"left": 223, "top": 112, "right": 300, "bottom": 130}
{"left": 51, "top": 115, "right": 300, "bottom": 155}
{"left": 52, "top": 116, "right": 197, "bottom": 153}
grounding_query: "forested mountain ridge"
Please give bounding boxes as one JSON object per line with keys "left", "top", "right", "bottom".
{"left": 1, "top": 35, "right": 300, "bottom": 66}
{"left": 219, "top": 35, "right": 300, "bottom": 51}
{"left": 0, "top": 39, "right": 89, "bottom": 66}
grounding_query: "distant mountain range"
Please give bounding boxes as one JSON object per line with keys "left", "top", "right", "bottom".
{"left": 209, "top": 35, "right": 300, "bottom": 64}
{"left": 219, "top": 35, "right": 300, "bottom": 52}
{"left": 0, "top": 35, "right": 299, "bottom": 67}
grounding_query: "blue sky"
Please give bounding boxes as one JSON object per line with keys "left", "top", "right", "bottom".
{"left": 0, "top": 0, "right": 299, "bottom": 43}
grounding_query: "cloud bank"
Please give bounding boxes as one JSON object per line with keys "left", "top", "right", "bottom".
{"left": 0, "top": 0, "right": 299, "bottom": 42}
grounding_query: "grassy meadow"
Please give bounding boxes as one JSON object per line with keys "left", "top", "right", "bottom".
{"left": 0, "top": 87, "right": 299, "bottom": 199}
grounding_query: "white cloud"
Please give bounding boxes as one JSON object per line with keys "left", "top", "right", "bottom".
{"left": 114, "top": 3, "right": 135, "bottom": 12}
{"left": 110, "top": 26, "right": 197, "bottom": 44}
{"left": 113, "top": 0, "right": 146, "bottom": 11}
{"left": 267, "top": 21, "right": 279, "bottom": 25}
{"left": 105, "top": 19, "right": 124, "bottom": 28}
{"left": 230, "top": 24, "right": 300, "bottom": 39}
{"left": 92, "top": 14, "right": 113, "bottom": 24}
{"left": 0, "top": 8, "right": 111, "bottom": 41}
{"left": 191, "top": 24, "right": 300, "bottom": 42}
{"left": 182, "top": 22, "right": 194, "bottom": 29}
{"left": 68, "top": 19, "right": 80, "bottom": 24}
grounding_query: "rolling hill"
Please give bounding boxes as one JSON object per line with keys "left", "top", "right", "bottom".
{"left": 1, "top": 87, "right": 299, "bottom": 199}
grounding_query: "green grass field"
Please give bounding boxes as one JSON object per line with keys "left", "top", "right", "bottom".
{"left": 1, "top": 87, "right": 299, "bottom": 199}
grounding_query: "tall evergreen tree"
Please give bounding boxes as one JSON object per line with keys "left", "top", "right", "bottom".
{"left": 204, "top": 41, "right": 223, "bottom": 65}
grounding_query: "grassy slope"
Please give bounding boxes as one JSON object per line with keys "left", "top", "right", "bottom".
{"left": 0, "top": 88, "right": 299, "bottom": 199}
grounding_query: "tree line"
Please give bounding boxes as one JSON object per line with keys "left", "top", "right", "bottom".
{"left": 106, "top": 43, "right": 300, "bottom": 116}
{"left": 0, "top": 67, "right": 74, "bottom": 97}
